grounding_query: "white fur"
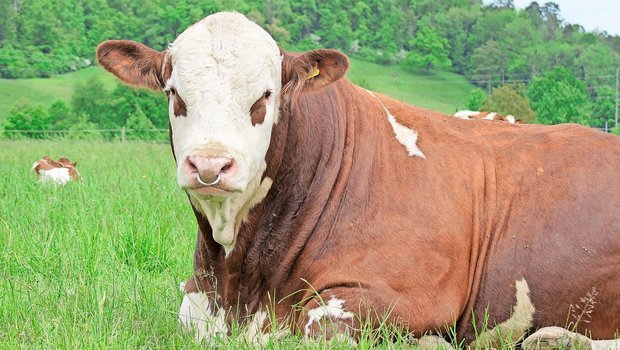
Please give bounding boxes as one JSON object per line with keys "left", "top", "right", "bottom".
{"left": 483, "top": 112, "right": 497, "bottom": 120}
{"left": 195, "top": 176, "right": 272, "bottom": 256}
{"left": 37, "top": 167, "right": 72, "bottom": 185}
{"left": 366, "top": 90, "right": 425, "bottom": 159}
{"left": 453, "top": 110, "right": 479, "bottom": 119}
{"left": 165, "top": 13, "right": 280, "bottom": 255}
{"left": 304, "top": 297, "right": 355, "bottom": 338}
{"left": 469, "top": 278, "right": 535, "bottom": 348}
{"left": 386, "top": 113, "right": 426, "bottom": 159}
{"left": 238, "top": 310, "right": 290, "bottom": 345}
{"left": 178, "top": 289, "right": 228, "bottom": 342}
{"left": 168, "top": 12, "right": 281, "bottom": 192}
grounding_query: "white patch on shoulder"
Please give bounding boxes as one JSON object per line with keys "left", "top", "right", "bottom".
{"left": 505, "top": 115, "right": 516, "bottom": 124}
{"left": 38, "top": 168, "right": 72, "bottom": 185}
{"left": 304, "top": 297, "right": 355, "bottom": 338}
{"left": 386, "top": 112, "right": 426, "bottom": 159}
{"left": 366, "top": 90, "right": 425, "bottom": 159}
{"left": 178, "top": 289, "right": 228, "bottom": 342}
{"left": 469, "top": 278, "right": 535, "bottom": 349}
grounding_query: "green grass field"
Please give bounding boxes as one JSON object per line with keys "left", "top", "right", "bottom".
{"left": 0, "top": 140, "right": 435, "bottom": 349}
{"left": 0, "top": 60, "right": 474, "bottom": 126}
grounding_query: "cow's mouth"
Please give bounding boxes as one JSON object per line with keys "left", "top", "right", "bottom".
{"left": 191, "top": 185, "right": 231, "bottom": 196}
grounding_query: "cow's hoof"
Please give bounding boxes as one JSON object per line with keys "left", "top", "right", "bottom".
{"left": 522, "top": 327, "right": 592, "bottom": 350}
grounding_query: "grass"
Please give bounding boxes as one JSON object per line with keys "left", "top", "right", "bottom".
{"left": 0, "top": 60, "right": 475, "bottom": 125}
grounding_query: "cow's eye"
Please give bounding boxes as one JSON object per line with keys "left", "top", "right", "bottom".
{"left": 263, "top": 90, "right": 272, "bottom": 99}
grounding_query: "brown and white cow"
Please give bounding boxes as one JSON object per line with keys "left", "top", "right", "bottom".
{"left": 97, "top": 12, "right": 620, "bottom": 348}
{"left": 454, "top": 110, "right": 522, "bottom": 124}
{"left": 32, "top": 156, "right": 80, "bottom": 185}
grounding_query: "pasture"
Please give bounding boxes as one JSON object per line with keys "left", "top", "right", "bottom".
{"left": 1, "top": 140, "right": 443, "bottom": 349}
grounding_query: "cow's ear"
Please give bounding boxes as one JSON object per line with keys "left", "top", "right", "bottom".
{"left": 96, "top": 40, "right": 167, "bottom": 90}
{"left": 281, "top": 49, "right": 349, "bottom": 101}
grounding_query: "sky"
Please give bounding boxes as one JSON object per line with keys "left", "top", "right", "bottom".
{"left": 497, "top": 0, "right": 620, "bottom": 36}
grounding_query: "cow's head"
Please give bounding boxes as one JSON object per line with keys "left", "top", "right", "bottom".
{"left": 97, "top": 12, "right": 348, "bottom": 202}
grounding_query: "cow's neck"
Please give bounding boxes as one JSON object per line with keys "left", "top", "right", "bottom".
{"left": 225, "top": 81, "right": 359, "bottom": 312}
{"left": 191, "top": 161, "right": 271, "bottom": 255}
{"left": 192, "top": 80, "right": 364, "bottom": 314}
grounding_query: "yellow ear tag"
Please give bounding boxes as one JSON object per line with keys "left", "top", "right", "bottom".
{"left": 307, "top": 66, "right": 320, "bottom": 80}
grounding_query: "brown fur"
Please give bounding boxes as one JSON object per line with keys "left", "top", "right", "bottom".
{"left": 97, "top": 39, "right": 620, "bottom": 342}
{"left": 250, "top": 92, "right": 269, "bottom": 126}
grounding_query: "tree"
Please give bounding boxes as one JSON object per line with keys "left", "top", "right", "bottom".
{"left": 125, "top": 106, "right": 164, "bottom": 141}
{"left": 3, "top": 103, "right": 52, "bottom": 138}
{"left": 404, "top": 27, "right": 451, "bottom": 73}
{"left": 591, "top": 86, "right": 616, "bottom": 128}
{"left": 47, "top": 100, "right": 73, "bottom": 129}
{"left": 71, "top": 76, "right": 110, "bottom": 125}
{"left": 481, "top": 84, "right": 536, "bottom": 123}
{"left": 469, "top": 40, "right": 507, "bottom": 84}
{"left": 465, "top": 89, "right": 486, "bottom": 111}
{"left": 527, "top": 67, "right": 592, "bottom": 125}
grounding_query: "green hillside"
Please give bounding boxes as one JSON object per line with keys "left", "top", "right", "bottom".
{"left": 347, "top": 59, "right": 473, "bottom": 114}
{"left": 0, "top": 67, "right": 118, "bottom": 124}
{"left": 0, "top": 59, "right": 473, "bottom": 125}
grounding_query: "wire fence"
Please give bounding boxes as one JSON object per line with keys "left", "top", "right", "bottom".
{"left": 1, "top": 127, "right": 169, "bottom": 142}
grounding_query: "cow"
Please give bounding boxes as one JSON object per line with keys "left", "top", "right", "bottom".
{"left": 31, "top": 156, "right": 80, "bottom": 185}
{"left": 96, "top": 12, "right": 620, "bottom": 349}
{"left": 454, "top": 110, "right": 521, "bottom": 124}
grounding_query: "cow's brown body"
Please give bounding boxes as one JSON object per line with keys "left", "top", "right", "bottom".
{"left": 186, "top": 78, "right": 620, "bottom": 339}
{"left": 96, "top": 13, "right": 619, "bottom": 343}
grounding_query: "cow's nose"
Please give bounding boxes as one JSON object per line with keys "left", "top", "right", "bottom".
{"left": 184, "top": 155, "right": 237, "bottom": 185}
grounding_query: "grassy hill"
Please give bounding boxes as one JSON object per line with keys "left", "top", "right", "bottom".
{"left": 0, "top": 67, "right": 118, "bottom": 124}
{"left": 0, "top": 59, "right": 475, "bottom": 125}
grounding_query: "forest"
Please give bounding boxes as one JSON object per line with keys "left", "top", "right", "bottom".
{"left": 1, "top": 0, "right": 619, "bottom": 136}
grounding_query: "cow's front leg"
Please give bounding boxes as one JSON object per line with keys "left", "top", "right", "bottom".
{"left": 178, "top": 279, "right": 227, "bottom": 342}
{"left": 301, "top": 294, "right": 358, "bottom": 343}
{"left": 298, "top": 287, "right": 457, "bottom": 347}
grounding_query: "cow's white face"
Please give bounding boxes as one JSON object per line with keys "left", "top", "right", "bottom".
{"left": 166, "top": 13, "right": 282, "bottom": 197}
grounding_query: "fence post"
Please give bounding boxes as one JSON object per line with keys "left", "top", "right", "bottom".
{"left": 121, "top": 127, "right": 126, "bottom": 144}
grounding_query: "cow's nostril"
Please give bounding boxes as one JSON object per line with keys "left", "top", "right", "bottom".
{"left": 221, "top": 162, "right": 232, "bottom": 173}
{"left": 185, "top": 158, "right": 198, "bottom": 174}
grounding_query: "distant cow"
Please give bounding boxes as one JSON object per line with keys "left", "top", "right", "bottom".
{"left": 454, "top": 110, "right": 522, "bottom": 123}
{"left": 32, "top": 156, "right": 80, "bottom": 185}
{"left": 97, "top": 12, "right": 619, "bottom": 349}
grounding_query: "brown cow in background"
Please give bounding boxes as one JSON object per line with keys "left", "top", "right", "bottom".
{"left": 32, "top": 156, "right": 80, "bottom": 185}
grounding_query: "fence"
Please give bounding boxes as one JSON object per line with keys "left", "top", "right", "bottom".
{"left": 1, "top": 127, "right": 169, "bottom": 142}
